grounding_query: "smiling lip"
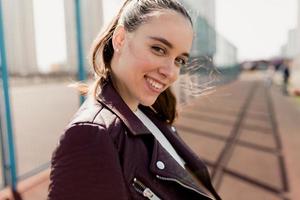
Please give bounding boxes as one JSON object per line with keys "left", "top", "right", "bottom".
{"left": 145, "top": 76, "right": 166, "bottom": 93}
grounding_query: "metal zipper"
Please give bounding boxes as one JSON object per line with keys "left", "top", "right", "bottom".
{"left": 132, "top": 178, "right": 161, "bottom": 200}
{"left": 156, "top": 175, "right": 214, "bottom": 200}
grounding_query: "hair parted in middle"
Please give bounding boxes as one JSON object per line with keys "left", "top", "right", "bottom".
{"left": 87, "top": 0, "right": 193, "bottom": 124}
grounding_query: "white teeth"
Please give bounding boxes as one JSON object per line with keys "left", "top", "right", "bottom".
{"left": 146, "top": 77, "right": 163, "bottom": 90}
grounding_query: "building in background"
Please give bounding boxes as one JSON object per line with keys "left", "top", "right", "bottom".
{"left": 280, "top": 0, "right": 300, "bottom": 91}
{"left": 281, "top": 28, "right": 299, "bottom": 59}
{"left": 180, "top": 0, "right": 216, "bottom": 58}
{"left": 181, "top": 0, "right": 215, "bottom": 27}
{"left": 1, "top": 0, "right": 104, "bottom": 75}
{"left": 63, "top": 0, "right": 103, "bottom": 74}
{"left": 293, "top": 0, "right": 300, "bottom": 67}
{"left": 214, "top": 33, "right": 237, "bottom": 67}
{"left": 2, "top": 0, "right": 38, "bottom": 75}
{"left": 282, "top": 0, "right": 300, "bottom": 66}
{"left": 1, "top": 0, "right": 237, "bottom": 75}
{"left": 180, "top": 0, "right": 237, "bottom": 67}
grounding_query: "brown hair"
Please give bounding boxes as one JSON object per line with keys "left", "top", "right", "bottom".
{"left": 83, "top": 0, "right": 192, "bottom": 124}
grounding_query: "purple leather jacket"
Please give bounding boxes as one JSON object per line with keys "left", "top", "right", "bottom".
{"left": 48, "top": 80, "right": 220, "bottom": 200}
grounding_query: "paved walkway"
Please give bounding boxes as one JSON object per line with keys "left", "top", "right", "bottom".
{"left": 1, "top": 72, "right": 300, "bottom": 200}
{"left": 176, "top": 72, "right": 300, "bottom": 200}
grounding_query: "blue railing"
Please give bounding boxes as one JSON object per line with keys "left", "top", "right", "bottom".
{"left": 0, "top": 0, "right": 18, "bottom": 190}
{"left": 0, "top": 0, "right": 87, "bottom": 192}
{"left": 0, "top": 0, "right": 239, "bottom": 194}
{"left": 75, "top": 0, "right": 87, "bottom": 104}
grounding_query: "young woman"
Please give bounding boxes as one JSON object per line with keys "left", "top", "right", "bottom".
{"left": 48, "top": 0, "right": 221, "bottom": 199}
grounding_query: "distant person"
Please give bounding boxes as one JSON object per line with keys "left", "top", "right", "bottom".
{"left": 264, "top": 63, "right": 275, "bottom": 87}
{"left": 47, "top": 0, "right": 221, "bottom": 199}
{"left": 281, "top": 59, "right": 291, "bottom": 95}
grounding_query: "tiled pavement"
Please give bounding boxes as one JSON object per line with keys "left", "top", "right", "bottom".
{"left": 1, "top": 74, "right": 300, "bottom": 200}
{"left": 176, "top": 77, "right": 299, "bottom": 200}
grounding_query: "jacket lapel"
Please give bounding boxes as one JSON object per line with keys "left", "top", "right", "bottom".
{"left": 142, "top": 108, "right": 213, "bottom": 199}
{"left": 97, "top": 80, "right": 151, "bottom": 136}
{"left": 149, "top": 139, "right": 205, "bottom": 189}
{"left": 97, "top": 80, "right": 213, "bottom": 199}
{"left": 141, "top": 106, "right": 208, "bottom": 172}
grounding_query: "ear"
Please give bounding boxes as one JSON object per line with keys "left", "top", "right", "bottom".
{"left": 112, "top": 25, "right": 126, "bottom": 53}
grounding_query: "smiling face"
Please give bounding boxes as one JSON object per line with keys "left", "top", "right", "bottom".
{"left": 110, "top": 10, "right": 194, "bottom": 111}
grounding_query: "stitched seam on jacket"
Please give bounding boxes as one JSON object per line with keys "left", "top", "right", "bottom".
{"left": 71, "top": 122, "right": 106, "bottom": 129}
{"left": 92, "top": 105, "right": 103, "bottom": 123}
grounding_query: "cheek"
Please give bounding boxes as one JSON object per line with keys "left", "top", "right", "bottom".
{"left": 127, "top": 41, "right": 158, "bottom": 67}
{"left": 172, "top": 69, "right": 180, "bottom": 82}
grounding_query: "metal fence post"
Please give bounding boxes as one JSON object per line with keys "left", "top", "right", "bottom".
{"left": 75, "top": 0, "right": 86, "bottom": 104}
{"left": 0, "top": 113, "right": 9, "bottom": 187}
{"left": 0, "top": 0, "right": 18, "bottom": 189}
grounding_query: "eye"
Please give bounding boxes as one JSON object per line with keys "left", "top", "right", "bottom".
{"left": 151, "top": 46, "right": 166, "bottom": 56}
{"left": 175, "top": 57, "right": 187, "bottom": 67}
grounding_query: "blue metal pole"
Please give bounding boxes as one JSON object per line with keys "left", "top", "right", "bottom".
{"left": 0, "top": 0, "right": 18, "bottom": 189}
{"left": 0, "top": 113, "right": 9, "bottom": 187}
{"left": 74, "top": 0, "right": 86, "bottom": 104}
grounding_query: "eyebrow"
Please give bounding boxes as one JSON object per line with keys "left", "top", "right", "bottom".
{"left": 149, "top": 36, "right": 190, "bottom": 58}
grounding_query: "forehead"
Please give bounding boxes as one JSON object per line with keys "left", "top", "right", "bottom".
{"left": 129, "top": 10, "right": 194, "bottom": 51}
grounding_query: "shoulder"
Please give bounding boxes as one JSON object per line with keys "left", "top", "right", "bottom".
{"left": 54, "top": 98, "right": 125, "bottom": 154}
{"left": 67, "top": 97, "right": 121, "bottom": 130}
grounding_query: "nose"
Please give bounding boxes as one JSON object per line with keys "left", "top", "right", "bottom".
{"left": 158, "top": 60, "right": 178, "bottom": 79}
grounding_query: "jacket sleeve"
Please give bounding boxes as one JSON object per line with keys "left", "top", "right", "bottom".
{"left": 47, "top": 124, "right": 130, "bottom": 200}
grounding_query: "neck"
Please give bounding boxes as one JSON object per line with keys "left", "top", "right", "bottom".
{"left": 110, "top": 74, "right": 139, "bottom": 112}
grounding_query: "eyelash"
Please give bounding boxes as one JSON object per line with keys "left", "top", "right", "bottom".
{"left": 151, "top": 46, "right": 166, "bottom": 55}
{"left": 151, "top": 45, "right": 187, "bottom": 67}
{"left": 175, "top": 57, "right": 187, "bottom": 67}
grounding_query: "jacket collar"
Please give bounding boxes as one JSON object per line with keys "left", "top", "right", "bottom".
{"left": 97, "top": 80, "right": 152, "bottom": 136}
{"left": 97, "top": 80, "right": 214, "bottom": 199}
{"left": 97, "top": 79, "right": 208, "bottom": 171}
{"left": 145, "top": 113, "right": 215, "bottom": 199}
{"left": 149, "top": 140, "right": 214, "bottom": 200}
